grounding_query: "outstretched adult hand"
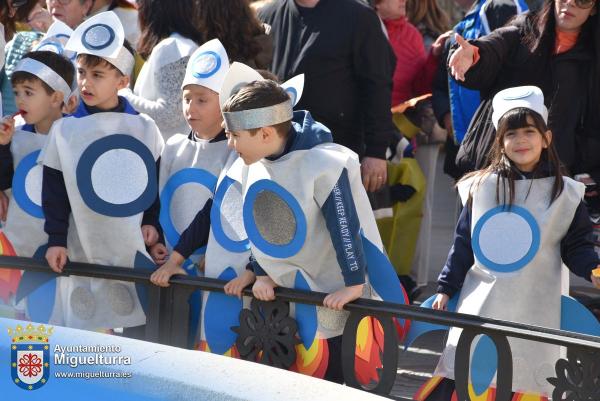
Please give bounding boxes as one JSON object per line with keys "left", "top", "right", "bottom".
{"left": 448, "top": 33, "right": 476, "bottom": 82}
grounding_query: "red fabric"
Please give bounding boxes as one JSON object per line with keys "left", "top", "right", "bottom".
{"left": 384, "top": 17, "right": 438, "bottom": 106}
{"left": 554, "top": 29, "right": 578, "bottom": 55}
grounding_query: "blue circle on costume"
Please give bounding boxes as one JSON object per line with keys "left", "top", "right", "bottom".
{"left": 12, "top": 150, "right": 44, "bottom": 219}
{"left": 159, "top": 168, "right": 217, "bottom": 255}
{"left": 472, "top": 205, "right": 540, "bottom": 273}
{"left": 192, "top": 51, "right": 221, "bottom": 79}
{"left": 211, "top": 176, "right": 250, "bottom": 253}
{"left": 243, "top": 179, "right": 306, "bottom": 258}
{"left": 82, "top": 23, "right": 115, "bottom": 50}
{"left": 284, "top": 87, "right": 297, "bottom": 105}
{"left": 76, "top": 134, "right": 157, "bottom": 217}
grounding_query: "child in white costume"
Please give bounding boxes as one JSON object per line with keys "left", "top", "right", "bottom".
{"left": 149, "top": 39, "right": 247, "bottom": 350}
{"left": 42, "top": 11, "right": 164, "bottom": 331}
{"left": 420, "top": 86, "right": 600, "bottom": 401}
{"left": 0, "top": 50, "right": 75, "bottom": 321}
{"left": 222, "top": 71, "right": 407, "bottom": 382}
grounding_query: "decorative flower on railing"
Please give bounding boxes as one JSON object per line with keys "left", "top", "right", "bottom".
{"left": 233, "top": 299, "right": 300, "bottom": 369}
{"left": 18, "top": 353, "right": 42, "bottom": 378}
{"left": 548, "top": 347, "right": 600, "bottom": 401}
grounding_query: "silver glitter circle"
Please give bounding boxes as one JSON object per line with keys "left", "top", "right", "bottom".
{"left": 252, "top": 190, "right": 296, "bottom": 245}
{"left": 107, "top": 283, "right": 134, "bottom": 316}
{"left": 194, "top": 53, "right": 218, "bottom": 75}
{"left": 84, "top": 25, "right": 112, "bottom": 48}
{"left": 70, "top": 286, "right": 96, "bottom": 320}
{"left": 317, "top": 307, "right": 348, "bottom": 332}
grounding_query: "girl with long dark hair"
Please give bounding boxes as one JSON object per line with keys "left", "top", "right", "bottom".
{"left": 420, "top": 86, "right": 600, "bottom": 401}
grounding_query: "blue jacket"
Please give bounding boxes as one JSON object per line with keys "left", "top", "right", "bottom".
{"left": 448, "top": 0, "right": 528, "bottom": 143}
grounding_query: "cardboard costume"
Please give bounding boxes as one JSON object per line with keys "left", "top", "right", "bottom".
{"left": 218, "top": 63, "right": 407, "bottom": 379}
{"left": 40, "top": 11, "right": 163, "bottom": 330}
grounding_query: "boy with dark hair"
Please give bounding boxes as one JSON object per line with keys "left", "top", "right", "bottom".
{"left": 0, "top": 50, "right": 74, "bottom": 320}
{"left": 41, "top": 11, "right": 164, "bottom": 331}
{"left": 220, "top": 67, "right": 407, "bottom": 382}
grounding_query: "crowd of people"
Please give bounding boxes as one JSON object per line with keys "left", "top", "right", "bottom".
{"left": 0, "top": 0, "right": 599, "bottom": 399}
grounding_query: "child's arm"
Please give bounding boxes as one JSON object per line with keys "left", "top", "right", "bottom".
{"left": 436, "top": 205, "right": 474, "bottom": 297}
{"left": 142, "top": 158, "right": 162, "bottom": 246}
{"left": 320, "top": 169, "right": 367, "bottom": 310}
{"left": 150, "top": 250, "right": 186, "bottom": 287}
{"left": 252, "top": 275, "right": 277, "bottom": 301}
{"left": 172, "top": 199, "right": 213, "bottom": 260}
{"left": 42, "top": 165, "right": 72, "bottom": 272}
{"left": 561, "top": 202, "right": 600, "bottom": 282}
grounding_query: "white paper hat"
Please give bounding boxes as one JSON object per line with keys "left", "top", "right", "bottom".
{"left": 65, "top": 11, "right": 134, "bottom": 76}
{"left": 219, "top": 62, "right": 305, "bottom": 108}
{"left": 219, "top": 62, "right": 306, "bottom": 131}
{"left": 281, "top": 74, "right": 304, "bottom": 108}
{"left": 492, "top": 86, "right": 548, "bottom": 129}
{"left": 181, "top": 39, "right": 230, "bottom": 93}
{"left": 33, "top": 20, "right": 76, "bottom": 61}
{"left": 219, "top": 62, "right": 264, "bottom": 108}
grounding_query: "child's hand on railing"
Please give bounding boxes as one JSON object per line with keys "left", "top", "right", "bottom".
{"left": 150, "top": 251, "right": 186, "bottom": 287}
{"left": 46, "top": 246, "right": 68, "bottom": 273}
{"left": 252, "top": 275, "right": 277, "bottom": 301}
{"left": 432, "top": 293, "right": 450, "bottom": 311}
{"left": 224, "top": 270, "right": 256, "bottom": 299}
{"left": 323, "top": 284, "right": 364, "bottom": 311}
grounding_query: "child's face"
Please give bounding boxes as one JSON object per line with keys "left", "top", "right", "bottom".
{"left": 76, "top": 60, "right": 128, "bottom": 110}
{"left": 502, "top": 116, "right": 551, "bottom": 172}
{"left": 226, "top": 129, "right": 267, "bottom": 165}
{"left": 182, "top": 85, "right": 222, "bottom": 139}
{"left": 13, "top": 79, "right": 61, "bottom": 126}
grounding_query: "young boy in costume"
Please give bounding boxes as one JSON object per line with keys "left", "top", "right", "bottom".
{"left": 220, "top": 66, "right": 407, "bottom": 383}
{"left": 0, "top": 50, "right": 74, "bottom": 320}
{"left": 42, "top": 11, "right": 164, "bottom": 331}
{"left": 149, "top": 39, "right": 251, "bottom": 351}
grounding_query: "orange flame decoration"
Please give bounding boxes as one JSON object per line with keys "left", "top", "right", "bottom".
{"left": 197, "top": 340, "right": 240, "bottom": 359}
{"left": 290, "top": 336, "right": 329, "bottom": 378}
{"left": 354, "top": 316, "right": 385, "bottom": 385}
{"left": 415, "top": 377, "right": 549, "bottom": 401}
{"left": 0, "top": 231, "right": 21, "bottom": 304}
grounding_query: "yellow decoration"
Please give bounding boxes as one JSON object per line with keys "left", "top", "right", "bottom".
{"left": 376, "top": 159, "right": 426, "bottom": 275}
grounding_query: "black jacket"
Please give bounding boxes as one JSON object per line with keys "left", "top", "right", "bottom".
{"left": 453, "top": 15, "right": 600, "bottom": 182}
{"left": 258, "top": 0, "right": 396, "bottom": 159}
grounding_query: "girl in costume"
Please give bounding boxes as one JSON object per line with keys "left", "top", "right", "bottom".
{"left": 420, "top": 86, "right": 600, "bottom": 401}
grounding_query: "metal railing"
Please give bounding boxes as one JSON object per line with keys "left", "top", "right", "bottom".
{"left": 1, "top": 255, "right": 599, "bottom": 400}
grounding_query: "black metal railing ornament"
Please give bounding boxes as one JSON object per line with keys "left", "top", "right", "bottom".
{"left": 1, "top": 256, "right": 600, "bottom": 400}
{"left": 549, "top": 347, "right": 600, "bottom": 401}
{"left": 233, "top": 299, "right": 299, "bottom": 369}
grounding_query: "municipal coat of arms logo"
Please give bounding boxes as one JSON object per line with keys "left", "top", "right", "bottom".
{"left": 8, "top": 323, "right": 52, "bottom": 390}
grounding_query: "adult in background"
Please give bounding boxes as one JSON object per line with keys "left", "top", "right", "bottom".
{"left": 407, "top": 0, "right": 451, "bottom": 50}
{"left": 258, "top": 0, "right": 397, "bottom": 192}
{"left": 432, "top": 0, "right": 528, "bottom": 180}
{"left": 120, "top": 0, "right": 202, "bottom": 140}
{"left": 197, "top": 0, "right": 272, "bottom": 69}
{"left": 88, "top": 0, "right": 140, "bottom": 48}
{"left": 450, "top": 0, "right": 600, "bottom": 200}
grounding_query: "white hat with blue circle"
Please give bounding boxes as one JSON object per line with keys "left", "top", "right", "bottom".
{"left": 492, "top": 86, "right": 548, "bottom": 129}
{"left": 181, "top": 38, "right": 230, "bottom": 93}
{"left": 65, "top": 11, "right": 134, "bottom": 76}
{"left": 34, "top": 20, "right": 73, "bottom": 54}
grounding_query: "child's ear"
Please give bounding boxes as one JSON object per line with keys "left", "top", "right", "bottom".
{"left": 543, "top": 130, "right": 552, "bottom": 148}
{"left": 50, "top": 91, "right": 65, "bottom": 108}
{"left": 261, "top": 126, "right": 276, "bottom": 142}
{"left": 116, "top": 74, "right": 130, "bottom": 91}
